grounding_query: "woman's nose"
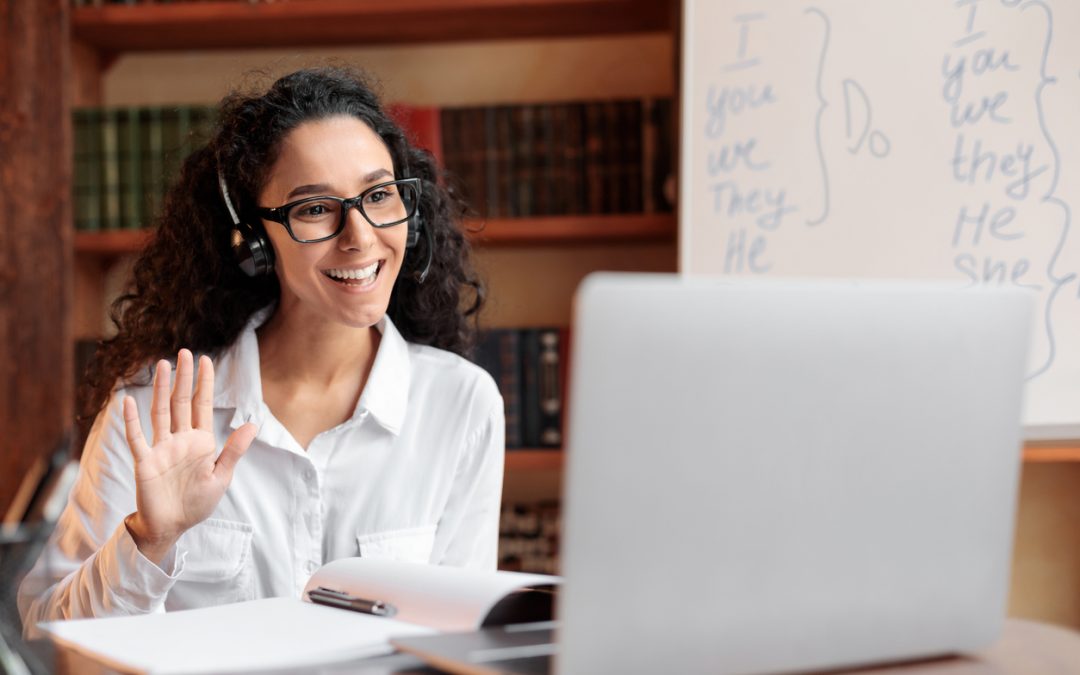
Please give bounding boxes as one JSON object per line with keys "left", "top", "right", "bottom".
{"left": 337, "top": 205, "right": 377, "bottom": 251}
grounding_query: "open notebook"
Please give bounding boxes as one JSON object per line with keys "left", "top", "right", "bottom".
{"left": 39, "top": 558, "right": 558, "bottom": 674}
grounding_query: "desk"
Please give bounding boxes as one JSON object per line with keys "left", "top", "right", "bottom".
{"left": 32, "top": 618, "right": 1080, "bottom": 674}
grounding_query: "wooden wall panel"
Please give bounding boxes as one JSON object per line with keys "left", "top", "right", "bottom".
{"left": 0, "top": 0, "right": 72, "bottom": 516}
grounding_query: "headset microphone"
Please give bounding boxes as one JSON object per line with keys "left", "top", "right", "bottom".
{"left": 414, "top": 218, "right": 433, "bottom": 284}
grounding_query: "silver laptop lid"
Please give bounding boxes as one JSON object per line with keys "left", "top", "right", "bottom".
{"left": 558, "top": 274, "right": 1031, "bottom": 675}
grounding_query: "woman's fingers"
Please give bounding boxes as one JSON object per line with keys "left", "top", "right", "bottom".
{"left": 151, "top": 359, "right": 172, "bottom": 445}
{"left": 123, "top": 396, "right": 151, "bottom": 462}
{"left": 171, "top": 349, "right": 194, "bottom": 432}
{"left": 213, "top": 422, "right": 258, "bottom": 484}
{"left": 192, "top": 355, "right": 215, "bottom": 432}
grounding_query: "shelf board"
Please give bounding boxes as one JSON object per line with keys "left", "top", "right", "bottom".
{"left": 505, "top": 450, "right": 563, "bottom": 472}
{"left": 467, "top": 213, "right": 675, "bottom": 245}
{"left": 1022, "top": 444, "right": 1080, "bottom": 463}
{"left": 73, "top": 214, "right": 675, "bottom": 256}
{"left": 75, "top": 229, "right": 153, "bottom": 255}
{"left": 72, "top": 0, "right": 672, "bottom": 53}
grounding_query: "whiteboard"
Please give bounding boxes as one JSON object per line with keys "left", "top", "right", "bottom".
{"left": 680, "top": 0, "right": 1080, "bottom": 438}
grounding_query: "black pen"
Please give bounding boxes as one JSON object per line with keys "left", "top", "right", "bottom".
{"left": 307, "top": 586, "right": 398, "bottom": 617}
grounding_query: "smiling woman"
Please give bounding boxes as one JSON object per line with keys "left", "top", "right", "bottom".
{"left": 17, "top": 67, "right": 505, "bottom": 636}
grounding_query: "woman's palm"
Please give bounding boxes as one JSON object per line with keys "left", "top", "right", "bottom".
{"left": 123, "top": 350, "right": 257, "bottom": 545}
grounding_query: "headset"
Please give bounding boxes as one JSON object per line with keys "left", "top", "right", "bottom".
{"left": 217, "top": 169, "right": 432, "bottom": 283}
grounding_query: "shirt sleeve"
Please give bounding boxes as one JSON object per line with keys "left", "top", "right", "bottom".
{"left": 432, "top": 396, "right": 506, "bottom": 570}
{"left": 17, "top": 388, "right": 187, "bottom": 639}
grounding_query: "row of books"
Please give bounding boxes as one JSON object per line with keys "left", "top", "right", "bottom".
{"left": 440, "top": 98, "right": 675, "bottom": 218}
{"left": 72, "top": 105, "right": 215, "bottom": 232}
{"left": 72, "top": 96, "right": 674, "bottom": 232}
{"left": 498, "top": 501, "right": 559, "bottom": 575}
{"left": 472, "top": 328, "right": 567, "bottom": 450}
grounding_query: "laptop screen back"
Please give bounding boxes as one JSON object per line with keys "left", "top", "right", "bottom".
{"left": 558, "top": 274, "right": 1031, "bottom": 674}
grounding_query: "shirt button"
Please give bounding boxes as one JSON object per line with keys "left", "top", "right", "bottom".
{"left": 304, "top": 468, "right": 316, "bottom": 481}
{"left": 306, "top": 560, "right": 318, "bottom": 574}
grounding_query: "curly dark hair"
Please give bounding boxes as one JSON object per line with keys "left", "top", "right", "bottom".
{"left": 77, "top": 67, "right": 484, "bottom": 446}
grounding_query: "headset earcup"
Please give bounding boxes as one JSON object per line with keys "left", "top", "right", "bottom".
{"left": 406, "top": 215, "right": 421, "bottom": 249}
{"left": 232, "top": 225, "right": 275, "bottom": 277}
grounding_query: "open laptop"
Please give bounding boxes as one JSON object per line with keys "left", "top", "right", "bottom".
{"left": 396, "top": 273, "right": 1033, "bottom": 674}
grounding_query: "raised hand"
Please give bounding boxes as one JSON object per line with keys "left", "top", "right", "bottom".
{"left": 122, "top": 349, "right": 258, "bottom": 564}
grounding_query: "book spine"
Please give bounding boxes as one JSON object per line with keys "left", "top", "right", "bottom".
{"left": 85, "top": 108, "right": 102, "bottom": 232}
{"left": 473, "top": 329, "right": 524, "bottom": 449}
{"left": 641, "top": 98, "right": 658, "bottom": 214}
{"left": 535, "top": 328, "right": 563, "bottom": 447}
{"left": 101, "top": 107, "right": 121, "bottom": 231}
{"left": 520, "top": 328, "right": 541, "bottom": 448}
{"left": 145, "top": 106, "right": 164, "bottom": 226}
{"left": 440, "top": 108, "right": 464, "bottom": 205}
{"left": 654, "top": 96, "right": 676, "bottom": 213}
{"left": 161, "top": 107, "right": 180, "bottom": 200}
{"left": 483, "top": 106, "right": 500, "bottom": 219}
{"left": 388, "top": 103, "right": 444, "bottom": 169}
{"left": 495, "top": 106, "right": 515, "bottom": 219}
{"left": 532, "top": 104, "right": 553, "bottom": 217}
{"left": 499, "top": 330, "right": 524, "bottom": 449}
{"left": 124, "top": 106, "right": 143, "bottom": 229}
{"left": 512, "top": 105, "right": 533, "bottom": 217}
{"left": 466, "top": 107, "right": 489, "bottom": 219}
{"left": 623, "top": 100, "right": 644, "bottom": 213}
{"left": 565, "top": 103, "right": 587, "bottom": 215}
{"left": 583, "top": 102, "right": 604, "bottom": 215}
{"left": 603, "top": 100, "right": 622, "bottom": 213}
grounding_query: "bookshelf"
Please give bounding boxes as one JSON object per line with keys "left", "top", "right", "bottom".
{"left": 72, "top": 0, "right": 672, "bottom": 52}
{"left": 69, "top": 0, "right": 681, "bottom": 490}
{"left": 74, "top": 214, "right": 676, "bottom": 257}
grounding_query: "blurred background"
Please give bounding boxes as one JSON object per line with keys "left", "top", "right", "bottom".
{"left": 1, "top": 0, "right": 1077, "bottom": 639}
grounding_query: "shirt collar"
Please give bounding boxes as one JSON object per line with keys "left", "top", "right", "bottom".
{"left": 213, "top": 305, "right": 272, "bottom": 425}
{"left": 212, "top": 306, "right": 411, "bottom": 437}
{"left": 357, "top": 314, "right": 410, "bottom": 435}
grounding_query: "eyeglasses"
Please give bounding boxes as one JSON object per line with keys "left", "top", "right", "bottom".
{"left": 257, "top": 178, "right": 422, "bottom": 243}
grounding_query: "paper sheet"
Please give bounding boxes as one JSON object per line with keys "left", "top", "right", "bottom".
{"left": 40, "top": 597, "right": 435, "bottom": 674}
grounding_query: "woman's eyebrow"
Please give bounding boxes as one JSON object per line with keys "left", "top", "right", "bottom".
{"left": 285, "top": 183, "right": 332, "bottom": 201}
{"left": 283, "top": 169, "right": 394, "bottom": 201}
{"left": 362, "top": 168, "right": 393, "bottom": 184}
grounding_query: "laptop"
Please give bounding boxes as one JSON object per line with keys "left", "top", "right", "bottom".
{"left": 396, "top": 273, "right": 1033, "bottom": 674}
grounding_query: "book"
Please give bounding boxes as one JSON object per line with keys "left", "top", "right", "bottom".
{"left": 40, "top": 558, "right": 558, "bottom": 674}
{"left": 521, "top": 328, "right": 565, "bottom": 448}
{"left": 388, "top": 103, "right": 444, "bottom": 168}
{"left": 473, "top": 329, "right": 524, "bottom": 448}
{"left": 100, "top": 108, "right": 121, "bottom": 231}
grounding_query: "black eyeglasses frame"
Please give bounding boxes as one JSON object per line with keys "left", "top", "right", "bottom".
{"left": 256, "top": 177, "right": 422, "bottom": 244}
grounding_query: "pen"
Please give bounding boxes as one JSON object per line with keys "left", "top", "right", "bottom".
{"left": 307, "top": 586, "right": 398, "bottom": 618}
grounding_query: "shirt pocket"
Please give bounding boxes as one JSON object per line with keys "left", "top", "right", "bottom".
{"left": 356, "top": 525, "right": 437, "bottom": 564}
{"left": 177, "top": 517, "right": 254, "bottom": 604}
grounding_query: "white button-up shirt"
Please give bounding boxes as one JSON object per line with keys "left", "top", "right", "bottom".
{"left": 18, "top": 310, "right": 504, "bottom": 637}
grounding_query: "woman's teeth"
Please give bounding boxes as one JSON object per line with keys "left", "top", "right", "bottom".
{"left": 324, "top": 262, "right": 379, "bottom": 284}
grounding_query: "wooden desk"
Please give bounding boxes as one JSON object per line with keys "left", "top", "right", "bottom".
{"left": 835, "top": 619, "right": 1080, "bottom": 674}
{"left": 33, "top": 618, "right": 1080, "bottom": 674}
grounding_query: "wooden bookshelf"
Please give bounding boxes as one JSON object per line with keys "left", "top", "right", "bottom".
{"left": 72, "top": 0, "right": 672, "bottom": 53}
{"left": 472, "top": 214, "right": 674, "bottom": 245}
{"left": 75, "top": 229, "right": 154, "bottom": 255}
{"left": 74, "top": 213, "right": 676, "bottom": 257}
{"left": 505, "top": 450, "right": 563, "bottom": 472}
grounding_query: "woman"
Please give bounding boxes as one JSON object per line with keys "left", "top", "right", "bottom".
{"left": 18, "top": 67, "right": 504, "bottom": 636}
